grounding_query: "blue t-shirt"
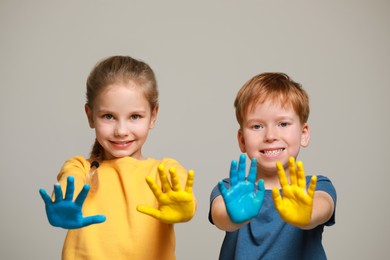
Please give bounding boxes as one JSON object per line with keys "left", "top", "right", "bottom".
{"left": 209, "top": 175, "right": 336, "bottom": 260}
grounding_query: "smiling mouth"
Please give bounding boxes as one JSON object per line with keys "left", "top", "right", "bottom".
{"left": 261, "top": 148, "right": 284, "bottom": 155}
{"left": 111, "top": 140, "right": 133, "bottom": 147}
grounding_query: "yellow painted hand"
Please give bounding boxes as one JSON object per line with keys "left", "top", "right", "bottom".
{"left": 272, "top": 157, "right": 317, "bottom": 227}
{"left": 137, "top": 164, "right": 195, "bottom": 224}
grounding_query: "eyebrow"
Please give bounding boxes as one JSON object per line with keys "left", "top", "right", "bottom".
{"left": 96, "top": 108, "right": 148, "bottom": 115}
{"left": 245, "top": 114, "right": 296, "bottom": 122}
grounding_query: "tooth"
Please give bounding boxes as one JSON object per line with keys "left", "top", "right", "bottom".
{"left": 264, "top": 149, "right": 282, "bottom": 155}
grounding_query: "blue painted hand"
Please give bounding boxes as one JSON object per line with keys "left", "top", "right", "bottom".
{"left": 219, "top": 154, "right": 265, "bottom": 224}
{"left": 39, "top": 176, "right": 106, "bottom": 229}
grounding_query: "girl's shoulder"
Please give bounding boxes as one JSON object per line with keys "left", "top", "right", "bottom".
{"left": 57, "top": 156, "right": 91, "bottom": 181}
{"left": 160, "top": 157, "right": 192, "bottom": 171}
{"left": 62, "top": 155, "right": 91, "bottom": 169}
{"left": 159, "top": 157, "right": 182, "bottom": 166}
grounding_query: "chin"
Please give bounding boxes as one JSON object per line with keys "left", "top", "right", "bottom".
{"left": 105, "top": 151, "right": 131, "bottom": 159}
{"left": 258, "top": 160, "right": 279, "bottom": 171}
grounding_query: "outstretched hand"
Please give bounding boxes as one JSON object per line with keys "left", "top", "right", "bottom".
{"left": 272, "top": 157, "right": 317, "bottom": 227}
{"left": 39, "top": 176, "right": 106, "bottom": 229}
{"left": 218, "top": 154, "right": 265, "bottom": 224}
{"left": 137, "top": 164, "right": 195, "bottom": 224}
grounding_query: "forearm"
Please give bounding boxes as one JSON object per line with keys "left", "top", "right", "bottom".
{"left": 211, "top": 196, "right": 248, "bottom": 232}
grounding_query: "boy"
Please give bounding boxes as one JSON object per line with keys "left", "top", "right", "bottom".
{"left": 209, "top": 73, "right": 336, "bottom": 259}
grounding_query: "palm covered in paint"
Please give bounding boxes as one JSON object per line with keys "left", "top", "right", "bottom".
{"left": 39, "top": 176, "right": 106, "bottom": 229}
{"left": 219, "top": 154, "right": 265, "bottom": 224}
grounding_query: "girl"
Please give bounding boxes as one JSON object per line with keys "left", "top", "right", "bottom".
{"left": 39, "top": 56, "right": 196, "bottom": 260}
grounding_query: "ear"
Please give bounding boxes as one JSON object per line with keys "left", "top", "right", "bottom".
{"left": 85, "top": 104, "right": 95, "bottom": 128}
{"left": 300, "top": 123, "right": 310, "bottom": 147}
{"left": 149, "top": 105, "right": 159, "bottom": 129}
{"left": 237, "top": 129, "right": 247, "bottom": 153}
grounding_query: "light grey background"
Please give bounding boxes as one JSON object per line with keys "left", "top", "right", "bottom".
{"left": 1, "top": 1, "right": 389, "bottom": 259}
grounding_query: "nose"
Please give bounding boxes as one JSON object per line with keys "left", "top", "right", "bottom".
{"left": 264, "top": 126, "right": 278, "bottom": 142}
{"left": 114, "top": 120, "right": 129, "bottom": 137}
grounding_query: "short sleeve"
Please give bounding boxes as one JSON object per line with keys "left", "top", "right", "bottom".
{"left": 314, "top": 175, "right": 337, "bottom": 226}
{"left": 208, "top": 178, "right": 229, "bottom": 224}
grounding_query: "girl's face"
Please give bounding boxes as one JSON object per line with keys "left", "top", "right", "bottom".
{"left": 85, "top": 81, "right": 158, "bottom": 160}
{"left": 238, "top": 100, "right": 309, "bottom": 175}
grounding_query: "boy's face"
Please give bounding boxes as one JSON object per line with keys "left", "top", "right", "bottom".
{"left": 238, "top": 100, "right": 309, "bottom": 174}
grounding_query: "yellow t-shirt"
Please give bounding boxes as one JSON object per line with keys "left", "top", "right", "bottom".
{"left": 57, "top": 156, "right": 191, "bottom": 260}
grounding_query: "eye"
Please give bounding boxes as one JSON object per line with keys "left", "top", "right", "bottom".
{"left": 130, "top": 114, "right": 141, "bottom": 120}
{"left": 103, "top": 114, "right": 114, "bottom": 120}
{"left": 251, "top": 124, "right": 263, "bottom": 130}
{"left": 279, "top": 122, "right": 289, "bottom": 127}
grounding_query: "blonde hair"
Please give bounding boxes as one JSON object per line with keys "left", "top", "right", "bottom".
{"left": 234, "top": 72, "right": 309, "bottom": 128}
{"left": 86, "top": 56, "right": 159, "bottom": 162}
